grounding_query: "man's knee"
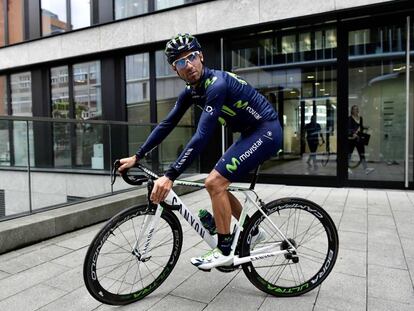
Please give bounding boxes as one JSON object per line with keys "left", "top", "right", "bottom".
{"left": 205, "top": 171, "right": 229, "bottom": 195}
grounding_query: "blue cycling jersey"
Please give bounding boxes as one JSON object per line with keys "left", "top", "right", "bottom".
{"left": 136, "top": 67, "right": 279, "bottom": 180}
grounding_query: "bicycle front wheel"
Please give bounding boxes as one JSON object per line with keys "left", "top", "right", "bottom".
{"left": 83, "top": 205, "right": 182, "bottom": 305}
{"left": 241, "top": 198, "right": 338, "bottom": 297}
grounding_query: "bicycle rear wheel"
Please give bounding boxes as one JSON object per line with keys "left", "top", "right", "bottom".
{"left": 241, "top": 198, "right": 338, "bottom": 297}
{"left": 83, "top": 205, "right": 182, "bottom": 305}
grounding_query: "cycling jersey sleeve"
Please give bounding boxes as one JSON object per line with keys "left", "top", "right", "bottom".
{"left": 165, "top": 81, "right": 227, "bottom": 181}
{"left": 136, "top": 90, "right": 191, "bottom": 160}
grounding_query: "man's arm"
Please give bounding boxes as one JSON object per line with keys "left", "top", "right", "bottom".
{"left": 165, "top": 82, "right": 227, "bottom": 181}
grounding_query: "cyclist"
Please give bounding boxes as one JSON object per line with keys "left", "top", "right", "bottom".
{"left": 119, "top": 33, "right": 282, "bottom": 270}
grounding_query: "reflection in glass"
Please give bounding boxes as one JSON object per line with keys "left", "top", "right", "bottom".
{"left": 73, "top": 61, "right": 102, "bottom": 168}
{"left": 41, "top": 0, "right": 68, "bottom": 36}
{"left": 155, "top": 50, "right": 197, "bottom": 172}
{"left": 126, "top": 53, "right": 150, "bottom": 160}
{"left": 11, "top": 72, "right": 34, "bottom": 166}
{"left": 232, "top": 27, "right": 337, "bottom": 69}
{"left": 349, "top": 25, "right": 405, "bottom": 56}
{"left": 410, "top": 20, "right": 414, "bottom": 183}
{"left": 114, "top": 0, "right": 148, "bottom": 19}
{"left": 348, "top": 61, "right": 406, "bottom": 181}
{"left": 347, "top": 23, "right": 408, "bottom": 182}
{"left": 0, "top": 75, "right": 7, "bottom": 115}
{"left": 71, "top": 0, "right": 91, "bottom": 30}
{"left": 51, "top": 66, "right": 71, "bottom": 167}
{"left": 231, "top": 31, "right": 338, "bottom": 176}
{"left": 0, "top": 76, "right": 9, "bottom": 166}
{"left": 8, "top": 0, "right": 24, "bottom": 44}
{"left": 155, "top": 0, "right": 188, "bottom": 10}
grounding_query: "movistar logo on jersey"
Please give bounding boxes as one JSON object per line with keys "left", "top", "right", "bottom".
{"left": 239, "top": 138, "right": 263, "bottom": 161}
{"left": 221, "top": 105, "right": 236, "bottom": 116}
{"left": 226, "top": 157, "right": 240, "bottom": 173}
{"left": 204, "top": 76, "right": 217, "bottom": 89}
{"left": 233, "top": 100, "right": 262, "bottom": 120}
{"left": 225, "top": 138, "right": 263, "bottom": 173}
{"left": 227, "top": 72, "right": 247, "bottom": 85}
{"left": 234, "top": 100, "right": 248, "bottom": 109}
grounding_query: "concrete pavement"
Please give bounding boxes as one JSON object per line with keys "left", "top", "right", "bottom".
{"left": 0, "top": 184, "right": 413, "bottom": 311}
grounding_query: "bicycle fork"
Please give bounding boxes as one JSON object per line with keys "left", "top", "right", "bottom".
{"left": 132, "top": 204, "right": 163, "bottom": 261}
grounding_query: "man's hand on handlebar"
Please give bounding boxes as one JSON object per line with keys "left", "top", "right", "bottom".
{"left": 118, "top": 155, "right": 138, "bottom": 172}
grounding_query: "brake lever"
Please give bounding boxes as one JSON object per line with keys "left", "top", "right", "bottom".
{"left": 111, "top": 159, "right": 121, "bottom": 185}
{"left": 111, "top": 159, "right": 149, "bottom": 186}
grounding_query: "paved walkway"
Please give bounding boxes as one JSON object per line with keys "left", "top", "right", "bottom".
{"left": 0, "top": 184, "right": 413, "bottom": 311}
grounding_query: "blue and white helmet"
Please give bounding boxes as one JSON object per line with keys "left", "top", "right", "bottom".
{"left": 165, "top": 33, "right": 202, "bottom": 65}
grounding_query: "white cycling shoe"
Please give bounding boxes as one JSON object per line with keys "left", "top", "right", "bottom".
{"left": 250, "top": 228, "right": 268, "bottom": 249}
{"left": 191, "top": 248, "right": 233, "bottom": 270}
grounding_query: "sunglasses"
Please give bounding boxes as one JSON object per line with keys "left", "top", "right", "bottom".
{"left": 172, "top": 51, "right": 200, "bottom": 70}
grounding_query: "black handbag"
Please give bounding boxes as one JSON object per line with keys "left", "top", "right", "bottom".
{"left": 358, "top": 132, "right": 371, "bottom": 145}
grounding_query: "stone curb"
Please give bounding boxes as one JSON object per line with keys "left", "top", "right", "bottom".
{"left": 0, "top": 174, "right": 206, "bottom": 254}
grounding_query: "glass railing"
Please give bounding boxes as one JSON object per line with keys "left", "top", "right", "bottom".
{"left": 0, "top": 116, "right": 198, "bottom": 220}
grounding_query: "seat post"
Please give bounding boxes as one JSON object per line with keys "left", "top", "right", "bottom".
{"left": 249, "top": 165, "right": 261, "bottom": 190}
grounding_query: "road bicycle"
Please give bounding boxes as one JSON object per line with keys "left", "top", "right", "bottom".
{"left": 83, "top": 160, "right": 339, "bottom": 305}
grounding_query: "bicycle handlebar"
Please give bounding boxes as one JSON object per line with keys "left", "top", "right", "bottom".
{"left": 111, "top": 159, "right": 159, "bottom": 186}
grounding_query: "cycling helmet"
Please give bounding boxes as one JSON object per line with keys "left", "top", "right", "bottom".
{"left": 165, "top": 33, "right": 202, "bottom": 65}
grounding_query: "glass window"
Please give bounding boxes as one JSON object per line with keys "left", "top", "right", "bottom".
{"left": 125, "top": 53, "right": 150, "bottom": 157}
{"left": 10, "top": 72, "right": 34, "bottom": 166}
{"left": 230, "top": 29, "right": 338, "bottom": 177}
{"left": 41, "top": 0, "right": 68, "bottom": 36}
{"left": 349, "top": 25, "right": 406, "bottom": 56}
{"left": 232, "top": 27, "right": 336, "bottom": 69}
{"left": 114, "top": 0, "right": 148, "bottom": 19}
{"left": 8, "top": 0, "right": 24, "bottom": 44}
{"left": 155, "top": 0, "right": 188, "bottom": 10}
{"left": 348, "top": 23, "right": 408, "bottom": 182}
{"left": 73, "top": 61, "right": 102, "bottom": 168}
{"left": 51, "top": 66, "right": 71, "bottom": 167}
{"left": 155, "top": 50, "right": 198, "bottom": 173}
{"left": 71, "top": 0, "right": 91, "bottom": 30}
{"left": 0, "top": 75, "right": 9, "bottom": 166}
{"left": 0, "top": 76, "right": 7, "bottom": 115}
{"left": 0, "top": 1, "right": 5, "bottom": 46}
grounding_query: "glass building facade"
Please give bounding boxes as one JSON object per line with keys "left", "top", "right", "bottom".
{"left": 0, "top": 0, "right": 413, "bottom": 193}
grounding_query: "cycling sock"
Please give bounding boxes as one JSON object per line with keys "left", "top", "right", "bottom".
{"left": 217, "top": 233, "right": 233, "bottom": 256}
{"left": 244, "top": 215, "right": 259, "bottom": 236}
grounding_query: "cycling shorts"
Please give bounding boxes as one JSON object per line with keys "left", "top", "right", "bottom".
{"left": 215, "top": 119, "right": 282, "bottom": 182}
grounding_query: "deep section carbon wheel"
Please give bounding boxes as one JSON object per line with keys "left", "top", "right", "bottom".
{"left": 83, "top": 205, "right": 182, "bottom": 305}
{"left": 241, "top": 198, "right": 338, "bottom": 297}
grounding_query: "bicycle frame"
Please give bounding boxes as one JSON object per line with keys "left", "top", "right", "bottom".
{"left": 139, "top": 177, "right": 297, "bottom": 265}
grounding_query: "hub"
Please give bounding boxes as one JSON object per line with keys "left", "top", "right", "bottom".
{"left": 280, "top": 238, "right": 299, "bottom": 263}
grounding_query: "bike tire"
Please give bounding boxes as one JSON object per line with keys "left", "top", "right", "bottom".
{"left": 83, "top": 205, "right": 182, "bottom": 305}
{"left": 241, "top": 197, "right": 338, "bottom": 297}
{"left": 348, "top": 159, "right": 361, "bottom": 169}
{"left": 320, "top": 152, "right": 329, "bottom": 167}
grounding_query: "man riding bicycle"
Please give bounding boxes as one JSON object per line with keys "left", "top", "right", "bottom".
{"left": 119, "top": 33, "right": 282, "bottom": 270}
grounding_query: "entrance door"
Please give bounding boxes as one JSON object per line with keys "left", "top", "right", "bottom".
{"left": 347, "top": 22, "right": 409, "bottom": 182}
